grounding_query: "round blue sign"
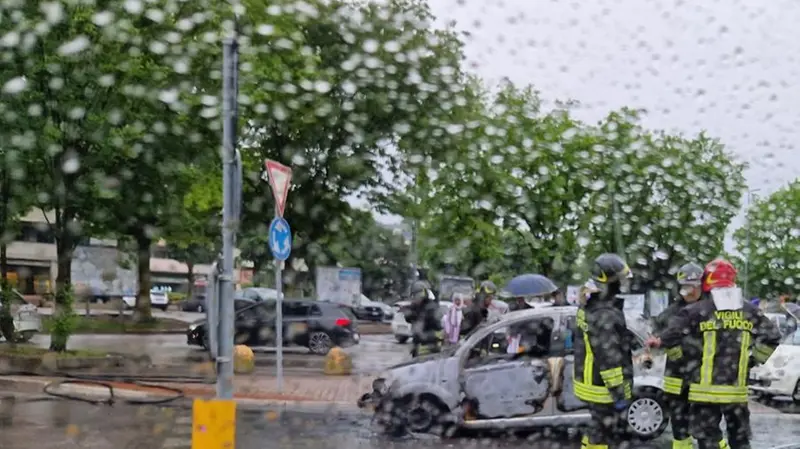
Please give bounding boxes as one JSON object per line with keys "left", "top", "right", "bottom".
{"left": 269, "top": 217, "right": 292, "bottom": 261}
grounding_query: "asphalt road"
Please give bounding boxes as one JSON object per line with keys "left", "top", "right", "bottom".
{"left": 28, "top": 333, "right": 411, "bottom": 375}
{"left": 0, "top": 397, "right": 798, "bottom": 449}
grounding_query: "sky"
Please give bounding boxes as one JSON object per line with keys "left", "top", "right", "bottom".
{"left": 367, "top": 0, "right": 800, "bottom": 251}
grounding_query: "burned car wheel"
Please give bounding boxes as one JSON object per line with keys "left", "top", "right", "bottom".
{"left": 384, "top": 394, "right": 447, "bottom": 435}
{"left": 626, "top": 388, "right": 668, "bottom": 440}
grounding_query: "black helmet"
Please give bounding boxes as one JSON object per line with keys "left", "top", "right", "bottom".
{"left": 590, "top": 253, "right": 631, "bottom": 284}
{"left": 476, "top": 280, "right": 497, "bottom": 295}
{"left": 676, "top": 262, "right": 703, "bottom": 286}
{"left": 409, "top": 280, "right": 433, "bottom": 302}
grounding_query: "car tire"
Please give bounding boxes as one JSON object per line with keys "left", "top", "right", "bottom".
{"left": 792, "top": 379, "right": 800, "bottom": 404}
{"left": 308, "top": 331, "right": 333, "bottom": 355}
{"left": 395, "top": 335, "right": 409, "bottom": 344}
{"left": 390, "top": 394, "right": 447, "bottom": 435}
{"left": 14, "top": 330, "right": 36, "bottom": 343}
{"left": 626, "top": 388, "right": 668, "bottom": 440}
{"left": 196, "top": 304, "right": 204, "bottom": 313}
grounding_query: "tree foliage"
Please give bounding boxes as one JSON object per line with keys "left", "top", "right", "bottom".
{"left": 734, "top": 181, "right": 800, "bottom": 299}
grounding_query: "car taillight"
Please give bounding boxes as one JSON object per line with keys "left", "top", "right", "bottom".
{"left": 335, "top": 318, "right": 351, "bottom": 327}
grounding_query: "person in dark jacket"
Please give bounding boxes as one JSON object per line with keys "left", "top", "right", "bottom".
{"left": 646, "top": 259, "right": 782, "bottom": 449}
{"left": 461, "top": 280, "right": 496, "bottom": 336}
{"left": 651, "top": 262, "right": 704, "bottom": 449}
{"left": 572, "top": 253, "right": 634, "bottom": 449}
{"left": 403, "top": 280, "right": 443, "bottom": 358}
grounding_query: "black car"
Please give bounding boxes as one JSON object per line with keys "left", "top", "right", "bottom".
{"left": 186, "top": 298, "right": 359, "bottom": 355}
{"left": 352, "top": 303, "right": 384, "bottom": 321}
{"left": 179, "top": 295, "right": 207, "bottom": 312}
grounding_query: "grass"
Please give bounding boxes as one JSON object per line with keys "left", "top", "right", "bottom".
{"left": 41, "top": 314, "right": 187, "bottom": 334}
{"left": 0, "top": 344, "right": 108, "bottom": 358}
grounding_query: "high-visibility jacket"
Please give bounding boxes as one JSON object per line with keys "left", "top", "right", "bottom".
{"left": 572, "top": 298, "right": 634, "bottom": 404}
{"left": 652, "top": 297, "right": 698, "bottom": 395}
{"left": 660, "top": 298, "right": 781, "bottom": 404}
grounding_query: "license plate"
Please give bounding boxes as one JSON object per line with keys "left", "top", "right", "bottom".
{"left": 371, "top": 311, "right": 380, "bottom": 315}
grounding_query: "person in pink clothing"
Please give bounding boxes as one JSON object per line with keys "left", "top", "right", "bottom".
{"left": 442, "top": 293, "right": 465, "bottom": 344}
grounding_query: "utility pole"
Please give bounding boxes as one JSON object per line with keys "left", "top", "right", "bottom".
{"left": 743, "top": 188, "right": 760, "bottom": 299}
{"left": 216, "top": 36, "right": 239, "bottom": 400}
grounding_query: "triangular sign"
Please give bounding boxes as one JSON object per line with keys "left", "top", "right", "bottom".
{"left": 265, "top": 159, "right": 292, "bottom": 217}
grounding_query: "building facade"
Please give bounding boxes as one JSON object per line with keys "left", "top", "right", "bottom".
{"left": 6, "top": 210, "right": 248, "bottom": 296}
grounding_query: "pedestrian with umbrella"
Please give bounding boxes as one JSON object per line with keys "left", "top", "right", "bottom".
{"left": 503, "top": 274, "right": 560, "bottom": 311}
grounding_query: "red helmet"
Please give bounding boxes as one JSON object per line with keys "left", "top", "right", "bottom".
{"left": 702, "top": 259, "right": 737, "bottom": 292}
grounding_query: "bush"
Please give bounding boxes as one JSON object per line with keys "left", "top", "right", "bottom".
{"left": 169, "top": 292, "right": 187, "bottom": 303}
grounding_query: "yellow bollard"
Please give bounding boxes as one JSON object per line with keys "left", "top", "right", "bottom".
{"left": 233, "top": 345, "right": 255, "bottom": 374}
{"left": 323, "top": 346, "right": 353, "bottom": 375}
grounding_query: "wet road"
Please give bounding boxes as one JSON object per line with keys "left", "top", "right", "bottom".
{"left": 0, "top": 397, "right": 798, "bottom": 449}
{"left": 29, "top": 333, "right": 411, "bottom": 374}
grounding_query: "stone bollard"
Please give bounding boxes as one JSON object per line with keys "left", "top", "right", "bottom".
{"left": 233, "top": 345, "right": 255, "bottom": 374}
{"left": 323, "top": 347, "right": 352, "bottom": 375}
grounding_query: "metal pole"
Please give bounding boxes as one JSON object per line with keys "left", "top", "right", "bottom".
{"left": 743, "top": 189, "right": 759, "bottom": 298}
{"left": 410, "top": 219, "right": 418, "bottom": 283}
{"left": 216, "top": 37, "right": 238, "bottom": 399}
{"left": 274, "top": 206, "right": 284, "bottom": 392}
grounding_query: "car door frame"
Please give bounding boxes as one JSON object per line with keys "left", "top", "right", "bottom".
{"left": 456, "top": 311, "right": 559, "bottom": 419}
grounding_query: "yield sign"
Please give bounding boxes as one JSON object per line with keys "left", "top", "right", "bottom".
{"left": 264, "top": 159, "right": 292, "bottom": 217}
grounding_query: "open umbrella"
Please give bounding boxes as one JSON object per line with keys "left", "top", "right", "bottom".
{"left": 502, "top": 274, "right": 558, "bottom": 298}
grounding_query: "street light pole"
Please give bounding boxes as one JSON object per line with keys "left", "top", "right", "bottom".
{"left": 743, "top": 188, "right": 760, "bottom": 299}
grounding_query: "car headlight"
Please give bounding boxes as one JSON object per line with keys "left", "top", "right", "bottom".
{"left": 189, "top": 324, "right": 198, "bottom": 332}
{"left": 372, "top": 374, "right": 391, "bottom": 394}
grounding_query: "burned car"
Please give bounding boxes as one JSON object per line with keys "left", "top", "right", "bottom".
{"left": 358, "top": 306, "right": 668, "bottom": 439}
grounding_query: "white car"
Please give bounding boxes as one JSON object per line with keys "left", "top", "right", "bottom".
{"left": 123, "top": 290, "right": 169, "bottom": 311}
{"left": 749, "top": 327, "right": 800, "bottom": 403}
{"left": 0, "top": 292, "right": 41, "bottom": 342}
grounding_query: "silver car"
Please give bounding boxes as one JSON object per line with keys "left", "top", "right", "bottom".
{"left": 358, "top": 306, "right": 668, "bottom": 440}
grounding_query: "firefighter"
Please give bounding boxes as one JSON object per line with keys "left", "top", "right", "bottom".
{"left": 461, "top": 280, "right": 496, "bottom": 336}
{"left": 403, "top": 280, "right": 444, "bottom": 357}
{"left": 650, "top": 262, "right": 704, "bottom": 449}
{"left": 646, "top": 259, "right": 782, "bottom": 449}
{"left": 573, "top": 253, "right": 634, "bottom": 449}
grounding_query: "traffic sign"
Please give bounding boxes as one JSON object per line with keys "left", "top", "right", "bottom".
{"left": 264, "top": 160, "right": 292, "bottom": 217}
{"left": 268, "top": 217, "right": 292, "bottom": 261}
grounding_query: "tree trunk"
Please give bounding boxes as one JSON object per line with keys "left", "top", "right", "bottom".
{"left": 186, "top": 261, "right": 195, "bottom": 299}
{"left": 50, "top": 231, "right": 76, "bottom": 352}
{"left": 135, "top": 235, "right": 153, "bottom": 322}
{"left": 0, "top": 243, "right": 14, "bottom": 343}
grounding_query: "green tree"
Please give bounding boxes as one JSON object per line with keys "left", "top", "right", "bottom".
{"left": 734, "top": 180, "right": 800, "bottom": 299}
{"left": 325, "top": 211, "right": 410, "bottom": 301}
{"left": 584, "top": 110, "right": 746, "bottom": 289}
{"left": 0, "top": 147, "right": 31, "bottom": 342}
{"left": 236, "top": 0, "right": 469, "bottom": 285}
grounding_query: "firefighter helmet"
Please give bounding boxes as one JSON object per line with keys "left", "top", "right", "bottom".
{"left": 590, "top": 253, "right": 631, "bottom": 284}
{"left": 676, "top": 262, "right": 703, "bottom": 286}
{"left": 702, "top": 259, "right": 737, "bottom": 292}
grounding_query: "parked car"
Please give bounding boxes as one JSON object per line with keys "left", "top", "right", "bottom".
{"left": 123, "top": 290, "right": 169, "bottom": 311}
{"left": 0, "top": 288, "right": 41, "bottom": 342}
{"left": 353, "top": 297, "right": 388, "bottom": 321}
{"left": 178, "top": 295, "right": 206, "bottom": 312}
{"left": 360, "top": 306, "right": 668, "bottom": 440}
{"left": 187, "top": 298, "right": 360, "bottom": 355}
{"left": 749, "top": 326, "right": 800, "bottom": 403}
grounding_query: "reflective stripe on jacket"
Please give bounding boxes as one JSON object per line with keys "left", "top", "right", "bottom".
{"left": 572, "top": 299, "right": 634, "bottom": 404}
{"left": 660, "top": 299, "right": 782, "bottom": 404}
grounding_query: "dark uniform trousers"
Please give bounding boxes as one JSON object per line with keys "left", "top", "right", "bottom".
{"left": 664, "top": 386, "right": 692, "bottom": 448}
{"left": 582, "top": 404, "right": 629, "bottom": 449}
{"left": 691, "top": 403, "right": 750, "bottom": 449}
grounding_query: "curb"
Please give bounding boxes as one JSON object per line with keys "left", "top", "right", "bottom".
{"left": 0, "top": 375, "right": 367, "bottom": 415}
